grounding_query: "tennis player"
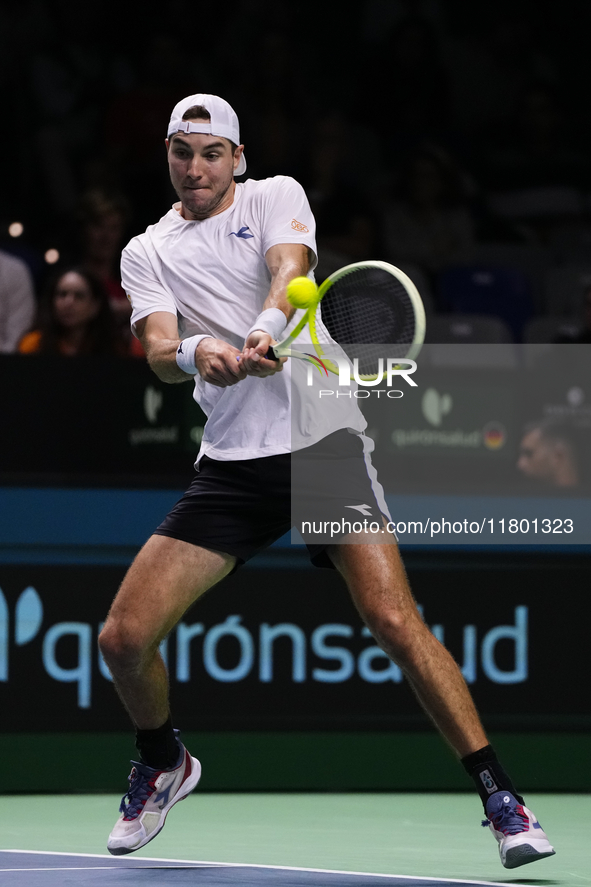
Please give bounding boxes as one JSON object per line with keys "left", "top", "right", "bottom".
{"left": 99, "top": 94, "right": 555, "bottom": 870}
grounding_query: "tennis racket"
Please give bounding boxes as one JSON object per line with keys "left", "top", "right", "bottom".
{"left": 267, "top": 261, "right": 426, "bottom": 381}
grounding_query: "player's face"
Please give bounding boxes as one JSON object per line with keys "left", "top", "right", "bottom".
{"left": 167, "top": 133, "right": 244, "bottom": 220}
{"left": 53, "top": 272, "right": 100, "bottom": 329}
{"left": 517, "top": 429, "right": 556, "bottom": 480}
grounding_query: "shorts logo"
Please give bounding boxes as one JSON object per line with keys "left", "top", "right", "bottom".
{"left": 480, "top": 769, "right": 498, "bottom": 793}
{"left": 291, "top": 219, "right": 309, "bottom": 233}
{"left": 345, "top": 504, "right": 373, "bottom": 516}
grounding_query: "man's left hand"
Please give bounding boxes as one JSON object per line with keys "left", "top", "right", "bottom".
{"left": 239, "top": 331, "right": 287, "bottom": 377}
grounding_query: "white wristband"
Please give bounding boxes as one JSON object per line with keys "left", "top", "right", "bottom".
{"left": 176, "top": 335, "right": 212, "bottom": 375}
{"left": 246, "top": 307, "right": 287, "bottom": 343}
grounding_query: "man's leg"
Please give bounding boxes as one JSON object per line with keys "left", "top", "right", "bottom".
{"left": 99, "top": 534, "right": 235, "bottom": 731}
{"left": 329, "top": 539, "right": 555, "bottom": 869}
{"left": 329, "top": 540, "right": 486, "bottom": 757}
{"left": 98, "top": 534, "right": 236, "bottom": 856}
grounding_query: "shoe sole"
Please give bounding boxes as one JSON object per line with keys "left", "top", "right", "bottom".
{"left": 108, "top": 755, "right": 202, "bottom": 856}
{"left": 503, "top": 843, "right": 556, "bottom": 869}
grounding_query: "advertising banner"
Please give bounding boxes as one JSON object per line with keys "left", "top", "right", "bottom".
{"left": 0, "top": 561, "right": 586, "bottom": 732}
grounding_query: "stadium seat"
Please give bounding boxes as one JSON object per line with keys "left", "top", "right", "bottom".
{"left": 437, "top": 264, "right": 535, "bottom": 340}
{"left": 425, "top": 313, "right": 513, "bottom": 343}
{"left": 487, "top": 186, "right": 584, "bottom": 220}
{"left": 523, "top": 316, "right": 582, "bottom": 343}
{"left": 423, "top": 314, "right": 517, "bottom": 368}
{"left": 543, "top": 264, "right": 591, "bottom": 316}
{"left": 470, "top": 242, "right": 547, "bottom": 309}
{"left": 547, "top": 222, "right": 591, "bottom": 263}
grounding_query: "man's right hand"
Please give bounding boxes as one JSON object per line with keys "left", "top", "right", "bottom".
{"left": 195, "top": 337, "right": 248, "bottom": 387}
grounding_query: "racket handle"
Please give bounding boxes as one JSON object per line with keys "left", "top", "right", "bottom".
{"left": 237, "top": 348, "right": 279, "bottom": 361}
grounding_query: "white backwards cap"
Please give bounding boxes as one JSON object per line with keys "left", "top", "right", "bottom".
{"left": 167, "top": 93, "right": 246, "bottom": 176}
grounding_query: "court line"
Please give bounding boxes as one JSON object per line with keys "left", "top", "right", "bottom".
{"left": 1, "top": 850, "right": 543, "bottom": 886}
{"left": 0, "top": 867, "right": 202, "bottom": 873}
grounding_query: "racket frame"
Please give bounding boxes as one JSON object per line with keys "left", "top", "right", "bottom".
{"left": 270, "top": 261, "right": 426, "bottom": 380}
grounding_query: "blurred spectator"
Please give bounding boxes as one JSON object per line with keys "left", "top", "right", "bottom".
{"left": 517, "top": 418, "right": 583, "bottom": 490}
{"left": 301, "top": 113, "right": 380, "bottom": 281}
{"left": 18, "top": 267, "right": 127, "bottom": 356}
{"left": 103, "top": 33, "right": 194, "bottom": 231}
{"left": 28, "top": 0, "right": 111, "bottom": 216}
{"left": 448, "top": 17, "right": 557, "bottom": 138}
{"left": 363, "top": 16, "right": 451, "bottom": 150}
{"left": 77, "top": 189, "right": 130, "bottom": 314}
{"left": 75, "top": 188, "right": 144, "bottom": 357}
{"left": 481, "top": 82, "right": 588, "bottom": 191}
{"left": 383, "top": 144, "right": 475, "bottom": 276}
{"left": 241, "top": 96, "right": 302, "bottom": 181}
{"left": 363, "top": 0, "right": 447, "bottom": 45}
{"left": 554, "top": 286, "right": 591, "bottom": 344}
{"left": 0, "top": 250, "right": 36, "bottom": 353}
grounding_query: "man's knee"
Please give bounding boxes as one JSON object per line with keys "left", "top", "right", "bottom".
{"left": 98, "top": 619, "right": 154, "bottom": 671}
{"left": 364, "top": 608, "right": 426, "bottom": 664}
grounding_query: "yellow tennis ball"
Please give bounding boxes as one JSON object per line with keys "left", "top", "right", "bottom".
{"left": 286, "top": 276, "right": 318, "bottom": 309}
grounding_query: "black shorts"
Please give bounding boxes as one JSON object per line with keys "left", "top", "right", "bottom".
{"left": 155, "top": 430, "right": 390, "bottom": 569}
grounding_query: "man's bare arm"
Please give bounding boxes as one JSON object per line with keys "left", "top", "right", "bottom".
{"left": 135, "top": 312, "right": 188, "bottom": 383}
{"left": 263, "top": 243, "right": 313, "bottom": 316}
{"left": 240, "top": 243, "right": 313, "bottom": 376}
{"left": 136, "top": 311, "right": 247, "bottom": 387}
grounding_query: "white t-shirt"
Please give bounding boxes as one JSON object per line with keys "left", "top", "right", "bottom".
{"left": 122, "top": 175, "right": 365, "bottom": 462}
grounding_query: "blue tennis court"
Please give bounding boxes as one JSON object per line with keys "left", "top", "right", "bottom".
{"left": 0, "top": 850, "right": 530, "bottom": 887}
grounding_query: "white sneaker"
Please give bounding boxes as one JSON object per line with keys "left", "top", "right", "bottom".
{"left": 107, "top": 740, "right": 201, "bottom": 856}
{"left": 483, "top": 791, "right": 556, "bottom": 869}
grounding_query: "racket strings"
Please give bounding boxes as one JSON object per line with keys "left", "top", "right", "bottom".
{"left": 319, "top": 267, "right": 417, "bottom": 374}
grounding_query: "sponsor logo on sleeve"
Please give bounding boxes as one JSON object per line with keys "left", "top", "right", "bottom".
{"left": 291, "top": 219, "right": 309, "bottom": 233}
